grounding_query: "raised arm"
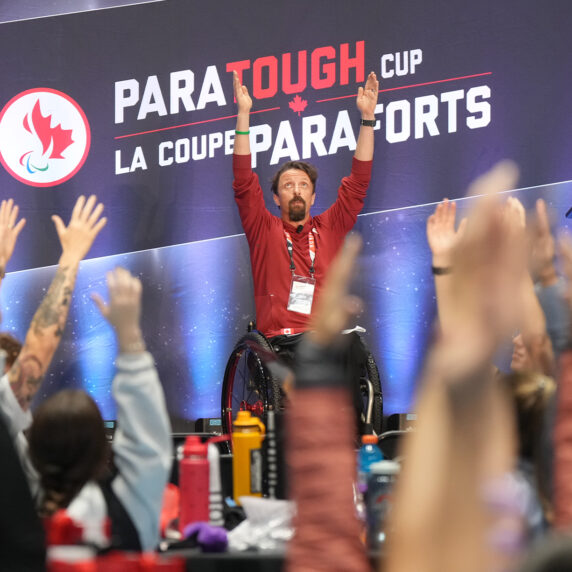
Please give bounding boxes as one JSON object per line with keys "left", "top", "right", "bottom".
{"left": 531, "top": 199, "right": 558, "bottom": 288}
{"left": 233, "top": 70, "right": 252, "bottom": 156}
{"left": 505, "top": 197, "right": 554, "bottom": 375}
{"left": 91, "top": 266, "right": 145, "bottom": 355}
{"left": 286, "top": 234, "right": 368, "bottom": 572}
{"left": 8, "top": 195, "right": 106, "bottom": 410}
{"left": 92, "top": 267, "right": 171, "bottom": 551}
{"left": 426, "top": 199, "right": 467, "bottom": 337}
{"left": 387, "top": 162, "right": 523, "bottom": 572}
{"left": 0, "top": 199, "right": 26, "bottom": 286}
{"left": 354, "top": 71, "right": 379, "bottom": 162}
{"left": 553, "top": 235, "right": 572, "bottom": 530}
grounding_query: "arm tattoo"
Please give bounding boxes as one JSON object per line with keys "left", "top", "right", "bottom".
{"left": 31, "top": 266, "right": 74, "bottom": 338}
{"left": 8, "top": 354, "right": 44, "bottom": 405}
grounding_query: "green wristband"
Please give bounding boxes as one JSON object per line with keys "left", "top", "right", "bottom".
{"left": 235, "top": 130, "right": 250, "bottom": 135}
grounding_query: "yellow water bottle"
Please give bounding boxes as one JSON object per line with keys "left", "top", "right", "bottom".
{"left": 232, "top": 411, "right": 266, "bottom": 504}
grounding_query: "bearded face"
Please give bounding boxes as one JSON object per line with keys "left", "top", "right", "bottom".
{"left": 288, "top": 196, "right": 307, "bottom": 222}
{"left": 273, "top": 169, "right": 315, "bottom": 225}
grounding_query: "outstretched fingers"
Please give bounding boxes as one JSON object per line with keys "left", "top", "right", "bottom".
{"left": 310, "top": 233, "right": 363, "bottom": 345}
{"left": 91, "top": 291, "right": 108, "bottom": 318}
{"left": 364, "top": 70, "right": 379, "bottom": 93}
{"left": 70, "top": 194, "right": 86, "bottom": 221}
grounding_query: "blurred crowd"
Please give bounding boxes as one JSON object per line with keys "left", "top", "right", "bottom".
{"left": 287, "top": 161, "right": 572, "bottom": 572}
{"left": 2, "top": 160, "right": 572, "bottom": 572}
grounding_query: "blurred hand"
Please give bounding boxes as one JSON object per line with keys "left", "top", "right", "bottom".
{"left": 560, "top": 234, "right": 572, "bottom": 314}
{"left": 309, "top": 234, "right": 363, "bottom": 347}
{"left": 0, "top": 199, "right": 26, "bottom": 269}
{"left": 52, "top": 195, "right": 107, "bottom": 265}
{"left": 450, "top": 161, "right": 523, "bottom": 347}
{"left": 502, "top": 196, "right": 526, "bottom": 236}
{"left": 92, "top": 267, "right": 145, "bottom": 353}
{"left": 529, "top": 199, "right": 556, "bottom": 283}
{"left": 426, "top": 199, "right": 467, "bottom": 267}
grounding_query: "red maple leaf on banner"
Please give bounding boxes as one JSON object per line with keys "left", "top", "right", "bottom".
{"left": 289, "top": 95, "right": 308, "bottom": 116}
{"left": 23, "top": 100, "right": 74, "bottom": 159}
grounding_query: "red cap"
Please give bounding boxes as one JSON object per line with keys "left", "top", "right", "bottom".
{"left": 183, "top": 435, "right": 207, "bottom": 457}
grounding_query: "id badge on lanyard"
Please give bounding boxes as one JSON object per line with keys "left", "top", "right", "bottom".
{"left": 287, "top": 274, "right": 316, "bottom": 315}
{"left": 284, "top": 229, "right": 317, "bottom": 315}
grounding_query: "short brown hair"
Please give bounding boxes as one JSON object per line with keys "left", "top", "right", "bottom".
{"left": 271, "top": 161, "right": 318, "bottom": 195}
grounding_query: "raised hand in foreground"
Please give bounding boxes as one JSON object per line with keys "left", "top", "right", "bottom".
{"left": 92, "top": 267, "right": 145, "bottom": 355}
{"left": 387, "top": 162, "right": 524, "bottom": 572}
{"left": 8, "top": 195, "right": 106, "bottom": 410}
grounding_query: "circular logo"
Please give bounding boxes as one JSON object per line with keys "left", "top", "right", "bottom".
{"left": 0, "top": 88, "right": 90, "bottom": 187}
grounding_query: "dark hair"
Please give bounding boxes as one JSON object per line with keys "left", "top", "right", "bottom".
{"left": 0, "top": 331, "right": 22, "bottom": 369}
{"left": 28, "top": 390, "right": 109, "bottom": 516}
{"left": 270, "top": 161, "right": 318, "bottom": 195}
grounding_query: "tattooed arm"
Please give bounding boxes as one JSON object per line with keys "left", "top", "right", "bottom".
{"left": 8, "top": 195, "right": 106, "bottom": 410}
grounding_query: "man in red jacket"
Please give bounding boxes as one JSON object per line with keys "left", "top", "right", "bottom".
{"left": 232, "top": 70, "right": 379, "bottom": 339}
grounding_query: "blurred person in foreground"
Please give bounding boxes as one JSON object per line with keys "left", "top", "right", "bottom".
{"left": 285, "top": 162, "right": 536, "bottom": 572}
{"left": 552, "top": 235, "right": 572, "bottom": 532}
{"left": 427, "top": 195, "right": 554, "bottom": 377}
{"left": 285, "top": 233, "right": 368, "bottom": 572}
{"left": 506, "top": 217, "right": 572, "bottom": 570}
{"left": 427, "top": 192, "right": 558, "bottom": 539}
{"left": 387, "top": 162, "right": 532, "bottom": 572}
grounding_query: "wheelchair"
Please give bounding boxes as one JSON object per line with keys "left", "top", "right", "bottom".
{"left": 220, "top": 322, "right": 384, "bottom": 440}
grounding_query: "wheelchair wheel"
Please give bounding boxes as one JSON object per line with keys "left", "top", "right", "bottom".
{"left": 220, "top": 331, "right": 282, "bottom": 436}
{"left": 359, "top": 351, "right": 384, "bottom": 436}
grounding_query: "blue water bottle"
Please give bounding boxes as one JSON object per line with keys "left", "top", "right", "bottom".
{"left": 357, "top": 434, "right": 383, "bottom": 496}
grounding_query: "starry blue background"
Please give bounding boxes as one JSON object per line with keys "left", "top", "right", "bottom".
{"left": 1, "top": 180, "right": 569, "bottom": 430}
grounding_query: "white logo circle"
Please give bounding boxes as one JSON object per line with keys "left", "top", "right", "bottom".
{"left": 0, "top": 88, "right": 90, "bottom": 187}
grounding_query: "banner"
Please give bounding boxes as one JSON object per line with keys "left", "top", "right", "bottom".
{"left": 0, "top": 0, "right": 570, "bottom": 425}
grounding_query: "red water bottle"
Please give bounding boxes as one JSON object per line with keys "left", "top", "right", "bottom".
{"left": 179, "top": 436, "right": 209, "bottom": 534}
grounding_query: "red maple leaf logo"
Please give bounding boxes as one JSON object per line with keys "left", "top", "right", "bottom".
{"left": 23, "top": 100, "right": 74, "bottom": 159}
{"left": 289, "top": 95, "right": 308, "bottom": 116}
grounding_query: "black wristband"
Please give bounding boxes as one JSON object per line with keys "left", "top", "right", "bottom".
{"left": 294, "top": 338, "right": 347, "bottom": 389}
{"left": 431, "top": 265, "right": 452, "bottom": 276}
{"left": 360, "top": 118, "right": 376, "bottom": 127}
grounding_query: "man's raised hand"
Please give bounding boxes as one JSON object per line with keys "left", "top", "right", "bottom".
{"left": 233, "top": 70, "right": 252, "bottom": 115}
{"left": 356, "top": 71, "right": 379, "bottom": 119}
